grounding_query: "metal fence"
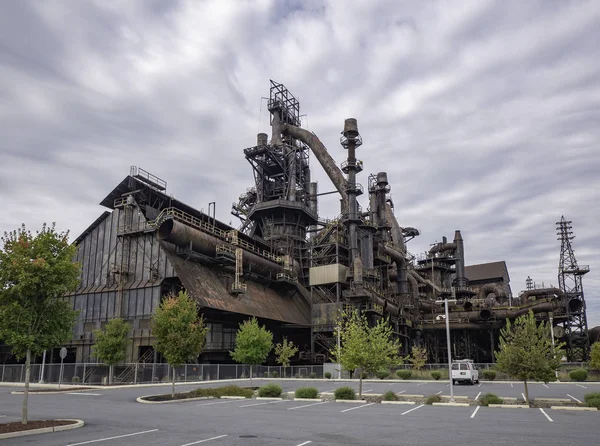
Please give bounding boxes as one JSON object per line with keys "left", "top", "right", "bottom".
{"left": 0, "top": 363, "right": 324, "bottom": 385}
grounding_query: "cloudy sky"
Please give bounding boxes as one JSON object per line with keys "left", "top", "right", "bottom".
{"left": 1, "top": 0, "right": 599, "bottom": 326}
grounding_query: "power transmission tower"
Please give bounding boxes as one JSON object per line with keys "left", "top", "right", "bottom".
{"left": 556, "top": 216, "right": 590, "bottom": 361}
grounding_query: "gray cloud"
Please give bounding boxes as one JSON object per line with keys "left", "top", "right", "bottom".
{"left": 1, "top": 0, "right": 599, "bottom": 326}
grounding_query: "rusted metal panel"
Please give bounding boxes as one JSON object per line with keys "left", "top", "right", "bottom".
{"left": 164, "top": 249, "right": 310, "bottom": 325}
{"left": 312, "top": 303, "right": 342, "bottom": 331}
{"left": 309, "top": 264, "right": 347, "bottom": 286}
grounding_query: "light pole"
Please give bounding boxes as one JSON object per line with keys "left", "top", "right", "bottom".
{"left": 436, "top": 298, "right": 457, "bottom": 402}
{"left": 549, "top": 313, "right": 559, "bottom": 380}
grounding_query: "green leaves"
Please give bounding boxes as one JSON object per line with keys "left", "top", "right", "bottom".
{"left": 331, "top": 308, "right": 402, "bottom": 375}
{"left": 495, "top": 310, "right": 563, "bottom": 382}
{"left": 590, "top": 342, "right": 600, "bottom": 370}
{"left": 230, "top": 317, "right": 273, "bottom": 366}
{"left": 409, "top": 346, "right": 427, "bottom": 372}
{"left": 0, "top": 223, "right": 80, "bottom": 359}
{"left": 274, "top": 337, "right": 298, "bottom": 368}
{"left": 93, "top": 318, "right": 131, "bottom": 366}
{"left": 150, "top": 291, "right": 208, "bottom": 367}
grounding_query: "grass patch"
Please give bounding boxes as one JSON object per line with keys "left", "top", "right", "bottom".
{"left": 584, "top": 392, "right": 600, "bottom": 409}
{"left": 425, "top": 394, "right": 442, "bottom": 405}
{"left": 258, "top": 383, "right": 282, "bottom": 397}
{"left": 480, "top": 393, "right": 503, "bottom": 406}
{"left": 295, "top": 387, "right": 319, "bottom": 399}
{"left": 383, "top": 390, "right": 398, "bottom": 401}
{"left": 334, "top": 386, "right": 356, "bottom": 400}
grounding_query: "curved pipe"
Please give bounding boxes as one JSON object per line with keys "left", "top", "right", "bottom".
{"left": 519, "top": 287, "right": 562, "bottom": 300}
{"left": 429, "top": 242, "right": 456, "bottom": 255}
{"left": 384, "top": 245, "right": 408, "bottom": 295}
{"left": 280, "top": 123, "right": 348, "bottom": 210}
{"left": 158, "top": 219, "right": 283, "bottom": 278}
{"left": 422, "top": 322, "right": 503, "bottom": 330}
{"left": 385, "top": 204, "right": 405, "bottom": 252}
{"left": 478, "top": 284, "right": 507, "bottom": 303}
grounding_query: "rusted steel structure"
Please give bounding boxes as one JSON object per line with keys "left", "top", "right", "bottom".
{"left": 24, "top": 81, "right": 591, "bottom": 368}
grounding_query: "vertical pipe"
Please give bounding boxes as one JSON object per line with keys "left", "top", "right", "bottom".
{"left": 454, "top": 230, "right": 465, "bottom": 281}
{"left": 445, "top": 299, "right": 454, "bottom": 402}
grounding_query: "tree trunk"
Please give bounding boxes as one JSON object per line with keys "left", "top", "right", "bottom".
{"left": 250, "top": 365, "right": 253, "bottom": 387}
{"left": 22, "top": 349, "right": 31, "bottom": 425}
{"left": 359, "top": 374, "right": 363, "bottom": 399}
{"left": 523, "top": 380, "right": 530, "bottom": 406}
{"left": 109, "top": 365, "right": 113, "bottom": 385}
{"left": 172, "top": 367, "right": 176, "bottom": 398}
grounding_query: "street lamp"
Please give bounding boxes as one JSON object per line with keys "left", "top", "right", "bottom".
{"left": 549, "top": 313, "right": 559, "bottom": 381}
{"left": 436, "top": 298, "right": 457, "bottom": 402}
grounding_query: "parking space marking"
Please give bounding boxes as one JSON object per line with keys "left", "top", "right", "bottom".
{"left": 470, "top": 406, "right": 480, "bottom": 419}
{"left": 197, "top": 400, "right": 239, "bottom": 407}
{"left": 542, "top": 384, "right": 549, "bottom": 388}
{"left": 417, "top": 383, "right": 427, "bottom": 386}
{"left": 321, "top": 389, "right": 335, "bottom": 393}
{"left": 180, "top": 435, "right": 228, "bottom": 446}
{"left": 401, "top": 404, "right": 424, "bottom": 415}
{"left": 475, "top": 392, "right": 481, "bottom": 400}
{"left": 66, "top": 392, "right": 101, "bottom": 396}
{"left": 539, "top": 408, "right": 553, "bottom": 422}
{"left": 296, "top": 442, "right": 312, "bottom": 446}
{"left": 478, "top": 383, "right": 482, "bottom": 387}
{"left": 239, "top": 400, "right": 286, "bottom": 408}
{"left": 521, "top": 393, "right": 526, "bottom": 401}
{"left": 510, "top": 383, "right": 513, "bottom": 388}
{"left": 287, "top": 402, "right": 327, "bottom": 411}
{"left": 66, "top": 429, "right": 159, "bottom": 445}
{"left": 567, "top": 394, "right": 582, "bottom": 403}
{"left": 576, "top": 384, "right": 588, "bottom": 389}
{"left": 341, "top": 402, "right": 375, "bottom": 413}
{"left": 435, "top": 391, "right": 442, "bottom": 395}
{"left": 363, "top": 389, "right": 373, "bottom": 393}
{"left": 395, "top": 390, "right": 406, "bottom": 395}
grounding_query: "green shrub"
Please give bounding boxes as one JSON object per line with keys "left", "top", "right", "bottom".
{"left": 295, "top": 387, "right": 319, "bottom": 399}
{"left": 263, "top": 372, "right": 269, "bottom": 377}
{"left": 431, "top": 371, "right": 441, "bottom": 380}
{"left": 334, "top": 386, "right": 356, "bottom": 400}
{"left": 270, "top": 371, "right": 279, "bottom": 378}
{"left": 383, "top": 390, "right": 398, "bottom": 401}
{"left": 482, "top": 370, "right": 497, "bottom": 381}
{"left": 361, "top": 372, "right": 368, "bottom": 379}
{"left": 324, "top": 372, "right": 332, "bottom": 379}
{"left": 309, "top": 372, "right": 317, "bottom": 378}
{"left": 480, "top": 393, "right": 503, "bottom": 406}
{"left": 397, "top": 370, "right": 412, "bottom": 380}
{"left": 569, "top": 369, "right": 588, "bottom": 381}
{"left": 189, "top": 385, "right": 253, "bottom": 399}
{"left": 72, "top": 376, "right": 81, "bottom": 383}
{"left": 584, "top": 393, "right": 600, "bottom": 409}
{"left": 376, "top": 369, "right": 390, "bottom": 380}
{"left": 425, "top": 394, "right": 442, "bottom": 405}
{"left": 258, "top": 383, "right": 282, "bottom": 397}
{"left": 294, "top": 373, "right": 301, "bottom": 378}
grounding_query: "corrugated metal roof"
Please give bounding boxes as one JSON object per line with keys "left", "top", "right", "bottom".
{"left": 465, "top": 261, "right": 509, "bottom": 282}
{"left": 164, "top": 249, "right": 310, "bottom": 326}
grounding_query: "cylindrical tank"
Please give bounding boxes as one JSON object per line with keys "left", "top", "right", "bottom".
{"left": 257, "top": 133, "right": 268, "bottom": 146}
{"left": 343, "top": 118, "right": 359, "bottom": 138}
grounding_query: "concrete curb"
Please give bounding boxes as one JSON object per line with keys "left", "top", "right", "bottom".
{"left": 381, "top": 401, "right": 415, "bottom": 405}
{"left": 0, "top": 419, "right": 84, "bottom": 440}
{"left": 441, "top": 395, "right": 468, "bottom": 399}
{"left": 433, "top": 402, "right": 470, "bottom": 407}
{"left": 398, "top": 394, "right": 424, "bottom": 398}
{"left": 533, "top": 398, "right": 572, "bottom": 403}
{"left": 335, "top": 399, "right": 367, "bottom": 403}
{"left": 136, "top": 395, "right": 215, "bottom": 404}
{"left": 294, "top": 398, "right": 322, "bottom": 402}
{"left": 488, "top": 404, "right": 530, "bottom": 409}
{"left": 255, "top": 397, "right": 283, "bottom": 400}
{"left": 550, "top": 406, "right": 597, "bottom": 411}
{"left": 220, "top": 396, "right": 247, "bottom": 400}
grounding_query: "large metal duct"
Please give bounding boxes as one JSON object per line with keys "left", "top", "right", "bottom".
{"left": 385, "top": 203, "right": 405, "bottom": 252}
{"left": 429, "top": 242, "right": 457, "bottom": 255}
{"left": 422, "top": 322, "right": 504, "bottom": 330}
{"left": 519, "top": 287, "right": 562, "bottom": 300}
{"left": 157, "top": 219, "right": 283, "bottom": 278}
{"left": 453, "top": 230, "right": 465, "bottom": 281}
{"left": 384, "top": 245, "right": 408, "bottom": 295}
{"left": 279, "top": 123, "right": 348, "bottom": 210}
{"left": 451, "top": 300, "right": 557, "bottom": 322}
{"left": 477, "top": 283, "right": 508, "bottom": 304}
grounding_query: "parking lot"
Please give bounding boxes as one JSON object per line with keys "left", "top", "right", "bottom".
{"left": 1, "top": 380, "right": 598, "bottom": 445}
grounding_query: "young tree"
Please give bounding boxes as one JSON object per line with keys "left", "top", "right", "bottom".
{"left": 151, "top": 291, "right": 207, "bottom": 397}
{"left": 230, "top": 317, "right": 273, "bottom": 386}
{"left": 331, "top": 308, "right": 402, "bottom": 398}
{"left": 275, "top": 337, "right": 298, "bottom": 378}
{"left": 409, "top": 346, "right": 427, "bottom": 378}
{"left": 93, "top": 318, "right": 131, "bottom": 385}
{"left": 0, "top": 223, "right": 80, "bottom": 424}
{"left": 495, "top": 310, "right": 563, "bottom": 405}
{"left": 590, "top": 342, "right": 600, "bottom": 370}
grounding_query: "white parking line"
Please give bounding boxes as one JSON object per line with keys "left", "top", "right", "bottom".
{"left": 510, "top": 383, "right": 513, "bottom": 388}
{"left": 197, "top": 400, "right": 239, "bottom": 407}
{"left": 417, "top": 383, "right": 427, "bottom": 386}
{"left": 435, "top": 391, "right": 442, "bottom": 395}
{"left": 478, "top": 383, "right": 482, "bottom": 387}
{"left": 542, "top": 384, "right": 549, "bottom": 388}
{"left": 341, "top": 403, "right": 375, "bottom": 413}
{"left": 401, "top": 404, "right": 424, "bottom": 415}
{"left": 66, "top": 429, "right": 159, "bottom": 445}
{"left": 363, "top": 389, "right": 373, "bottom": 393}
{"left": 567, "top": 394, "right": 582, "bottom": 403}
{"left": 296, "top": 442, "right": 312, "bottom": 446}
{"left": 395, "top": 390, "right": 407, "bottom": 395}
{"left": 475, "top": 392, "right": 481, "bottom": 401}
{"left": 470, "top": 406, "right": 480, "bottom": 419}
{"left": 540, "top": 408, "right": 553, "bottom": 422}
{"left": 576, "top": 384, "right": 588, "bottom": 389}
{"left": 180, "top": 435, "right": 228, "bottom": 446}
{"left": 239, "top": 400, "right": 285, "bottom": 408}
{"left": 66, "top": 393, "right": 102, "bottom": 396}
{"left": 521, "top": 393, "right": 526, "bottom": 401}
{"left": 321, "top": 389, "right": 335, "bottom": 393}
{"left": 287, "top": 402, "right": 327, "bottom": 411}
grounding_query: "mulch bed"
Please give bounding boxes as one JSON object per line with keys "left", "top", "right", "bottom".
{"left": 0, "top": 419, "right": 76, "bottom": 434}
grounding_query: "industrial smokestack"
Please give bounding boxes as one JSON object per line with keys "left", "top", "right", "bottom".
{"left": 342, "top": 118, "right": 362, "bottom": 262}
{"left": 454, "top": 230, "right": 465, "bottom": 282}
{"left": 257, "top": 133, "right": 268, "bottom": 146}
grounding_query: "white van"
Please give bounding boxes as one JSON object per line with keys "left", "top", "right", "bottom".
{"left": 451, "top": 360, "right": 479, "bottom": 385}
